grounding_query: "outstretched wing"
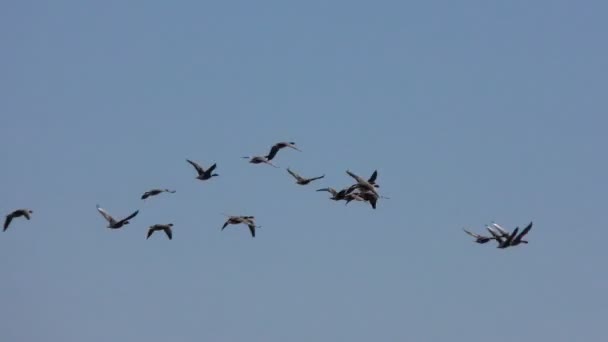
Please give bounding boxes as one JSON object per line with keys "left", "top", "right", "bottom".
{"left": 266, "top": 144, "right": 280, "bottom": 160}
{"left": 368, "top": 170, "right": 378, "bottom": 183}
{"left": 207, "top": 163, "right": 217, "bottom": 173}
{"left": 317, "top": 187, "right": 337, "bottom": 196}
{"left": 146, "top": 228, "right": 155, "bottom": 239}
{"left": 118, "top": 210, "right": 139, "bottom": 224}
{"left": 163, "top": 227, "right": 173, "bottom": 240}
{"left": 514, "top": 222, "right": 533, "bottom": 243}
{"left": 4, "top": 215, "right": 13, "bottom": 231}
{"left": 307, "top": 175, "right": 325, "bottom": 182}
{"left": 96, "top": 205, "right": 115, "bottom": 224}
{"left": 287, "top": 168, "right": 304, "bottom": 181}
{"left": 248, "top": 224, "right": 256, "bottom": 238}
{"left": 463, "top": 228, "right": 480, "bottom": 239}
{"left": 186, "top": 159, "right": 205, "bottom": 175}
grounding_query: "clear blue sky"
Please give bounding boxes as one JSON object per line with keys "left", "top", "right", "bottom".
{"left": 2, "top": 1, "right": 607, "bottom": 341}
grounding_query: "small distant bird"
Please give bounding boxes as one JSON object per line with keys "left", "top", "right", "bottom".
{"left": 147, "top": 223, "right": 174, "bottom": 240}
{"left": 463, "top": 228, "right": 496, "bottom": 244}
{"left": 96, "top": 205, "right": 139, "bottom": 229}
{"left": 317, "top": 187, "right": 350, "bottom": 201}
{"left": 241, "top": 155, "right": 279, "bottom": 168}
{"left": 266, "top": 142, "right": 301, "bottom": 160}
{"left": 286, "top": 168, "right": 325, "bottom": 185}
{"left": 141, "top": 189, "right": 176, "bottom": 200}
{"left": 510, "top": 222, "right": 533, "bottom": 246}
{"left": 345, "top": 170, "right": 379, "bottom": 196}
{"left": 487, "top": 226, "right": 518, "bottom": 249}
{"left": 186, "top": 159, "right": 219, "bottom": 181}
{"left": 4, "top": 209, "right": 33, "bottom": 232}
{"left": 221, "top": 215, "right": 259, "bottom": 238}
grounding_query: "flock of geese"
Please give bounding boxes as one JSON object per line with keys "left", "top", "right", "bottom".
{"left": 463, "top": 222, "right": 533, "bottom": 249}
{"left": 3, "top": 140, "right": 533, "bottom": 247}
{"left": 3, "top": 141, "right": 393, "bottom": 240}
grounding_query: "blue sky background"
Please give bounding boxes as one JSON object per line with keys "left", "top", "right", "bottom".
{"left": 1, "top": 1, "right": 607, "bottom": 341}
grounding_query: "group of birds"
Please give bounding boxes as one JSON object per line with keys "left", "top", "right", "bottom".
{"left": 4, "top": 140, "right": 533, "bottom": 248}
{"left": 464, "top": 222, "right": 533, "bottom": 249}
{"left": 3, "top": 140, "right": 387, "bottom": 240}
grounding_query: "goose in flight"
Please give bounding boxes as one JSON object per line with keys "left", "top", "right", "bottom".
{"left": 141, "top": 189, "right": 176, "bottom": 200}
{"left": 147, "top": 223, "right": 174, "bottom": 240}
{"left": 187, "top": 159, "right": 219, "bottom": 181}
{"left": 487, "top": 226, "right": 518, "bottom": 248}
{"left": 317, "top": 187, "right": 350, "bottom": 201}
{"left": 286, "top": 168, "right": 325, "bottom": 185}
{"left": 345, "top": 170, "right": 379, "bottom": 196}
{"left": 266, "top": 141, "right": 301, "bottom": 161}
{"left": 221, "top": 215, "right": 259, "bottom": 238}
{"left": 241, "top": 155, "right": 280, "bottom": 168}
{"left": 96, "top": 205, "right": 139, "bottom": 229}
{"left": 4, "top": 209, "right": 33, "bottom": 232}
{"left": 463, "top": 228, "right": 496, "bottom": 244}
{"left": 510, "top": 221, "right": 533, "bottom": 246}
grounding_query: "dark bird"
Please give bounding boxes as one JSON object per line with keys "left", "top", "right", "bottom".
{"left": 186, "top": 159, "right": 219, "bottom": 181}
{"left": 147, "top": 223, "right": 173, "bottom": 240}
{"left": 4, "top": 209, "right": 33, "bottom": 232}
{"left": 96, "top": 205, "right": 139, "bottom": 229}
{"left": 286, "top": 168, "right": 325, "bottom": 185}
{"left": 463, "top": 228, "right": 496, "bottom": 244}
{"left": 241, "top": 155, "right": 279, "bottom": 168}
{"left": 487, "top": 226, "right": 518, "bottom": 249}
{"left": 266, "top": 141, "right": 301, "bottom": 161}
{"left": 141, "top": 189, "right": 176, "bottom": 200}
{"left": 221, "top": 215, "right": 259, "bottom": 238}
{"left": 510, "top": 221, "right": 533, "bottom": 246}
{"left": 317, "top": 187, "right": 350, "bottom": 201}
{"left": 345, "top": 170, "right": 379, "bottom": 196}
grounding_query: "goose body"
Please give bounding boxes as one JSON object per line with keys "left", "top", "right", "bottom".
{"left": 4, "top": 209, "right": 33, "bottom": 231}
{"left": 287, "top": 168, "right": 324, "bottom": 185}
{"left": 147, "top": 223, "right": 173, "bottom": 240}
{"left": 187, "top": 159, "right": 219, "bottom": 180}
{"left": 141, "top": 189, "right": 176, "bottom": 200}
{"left": 96, "top": 205, "right": 139, "bottom": 229}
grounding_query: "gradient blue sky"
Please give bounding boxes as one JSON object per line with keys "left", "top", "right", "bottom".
{"left": 2, "top": 1, "right": 607, "bottom": 341}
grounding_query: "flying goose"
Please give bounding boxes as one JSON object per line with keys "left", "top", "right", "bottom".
{"left": 4, "top": 209, "right": 33, "bottom": 231}
{"left": 241, "top": 155, "right": 280, "bottom": 168}
{"left": 286, "top": 168, "right": 325, "bottom": 185}
{"left": 487, "top": 226, "right": 518, "bottom": 248}
{"left": 317, "top": 187, "right": 350, "bottom": 201}
{"left": 96, "top": 205, "right": 139, "bottom": 229}
{"left": 221, "top": 215, "right": 259, "bottom": 238}
{"left": 266, "top": 142, "right": 301, "bottom": 161}
{"left": 187, "top": 159, "right": 219, "bottom": 180}
{"left": 141, "top": 189, "right": 176, "bottom": 200}
{"left": 147, "top": 223, "right": 174, "bottom": 240}
{"left": 510, "top": 221, "right": 533, "bottom": 246}
{"left": 345, "top": 170, "right": 379, "bottom": 195}
{"left": 463, "top": 228, "right": 496, "bottom": 244}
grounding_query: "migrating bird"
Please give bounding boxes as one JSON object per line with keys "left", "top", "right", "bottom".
{"left": 147, "top": 223, "right": 174, "bottom": 240}
{"left": 487, "top": 226, "right": 518, "bottom": 249}
{"left": 266, "top": 141, "right": 301, "bottom": 160}
{"left": 221, "top": 215, "right": 259, "bottom": 238}
{"left": 96, "top": 205, "right": 139, "bottom": 229}
{"left": 286, "top": 168, "right": 325, "bottom": 185}
{"left": 345, "top": 170, "right": 379, "bottom": 196}
{"left": 187, "top": 159, "right": 219, "bottom": 181}
{"left": 4, "top": 209, "right": 33, "bottom": 232}
{"left": 241, "top": 155, "right": 279, "bottom": 168}
{"left": 509, "top": 222, "right": 533, "bottom": 246}
{"left": 141, "top": 189, "right": 176, "bottom": 200}
{"left": 317, "top": 187, "right": 350, "bottom": 201}
{"left": 463, "top": 228, "right": 496, "bottom": 244}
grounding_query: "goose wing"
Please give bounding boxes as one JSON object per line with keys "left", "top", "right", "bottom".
{"left": 368, "top": 170, "right": 378, "bottom": 183}
{"left": 287, "top": 168, "right": 304, "bottom": 182}
{"left": 514, "top": 222, "right": 533, "bottom": 243}
{"left": 4, "top": 214, "right": 13, "bottom": 231}
{"left": 117, "top": 210, "right": 139, "bottom": 225}
{"left": 96, "top": 205, "right": 116, "bottom": 224}
{"left": 186, "top": 159, "right": 205, "bottom": 175}
{"left": 163, "top": 226, "right": 173, "bottom": 240}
